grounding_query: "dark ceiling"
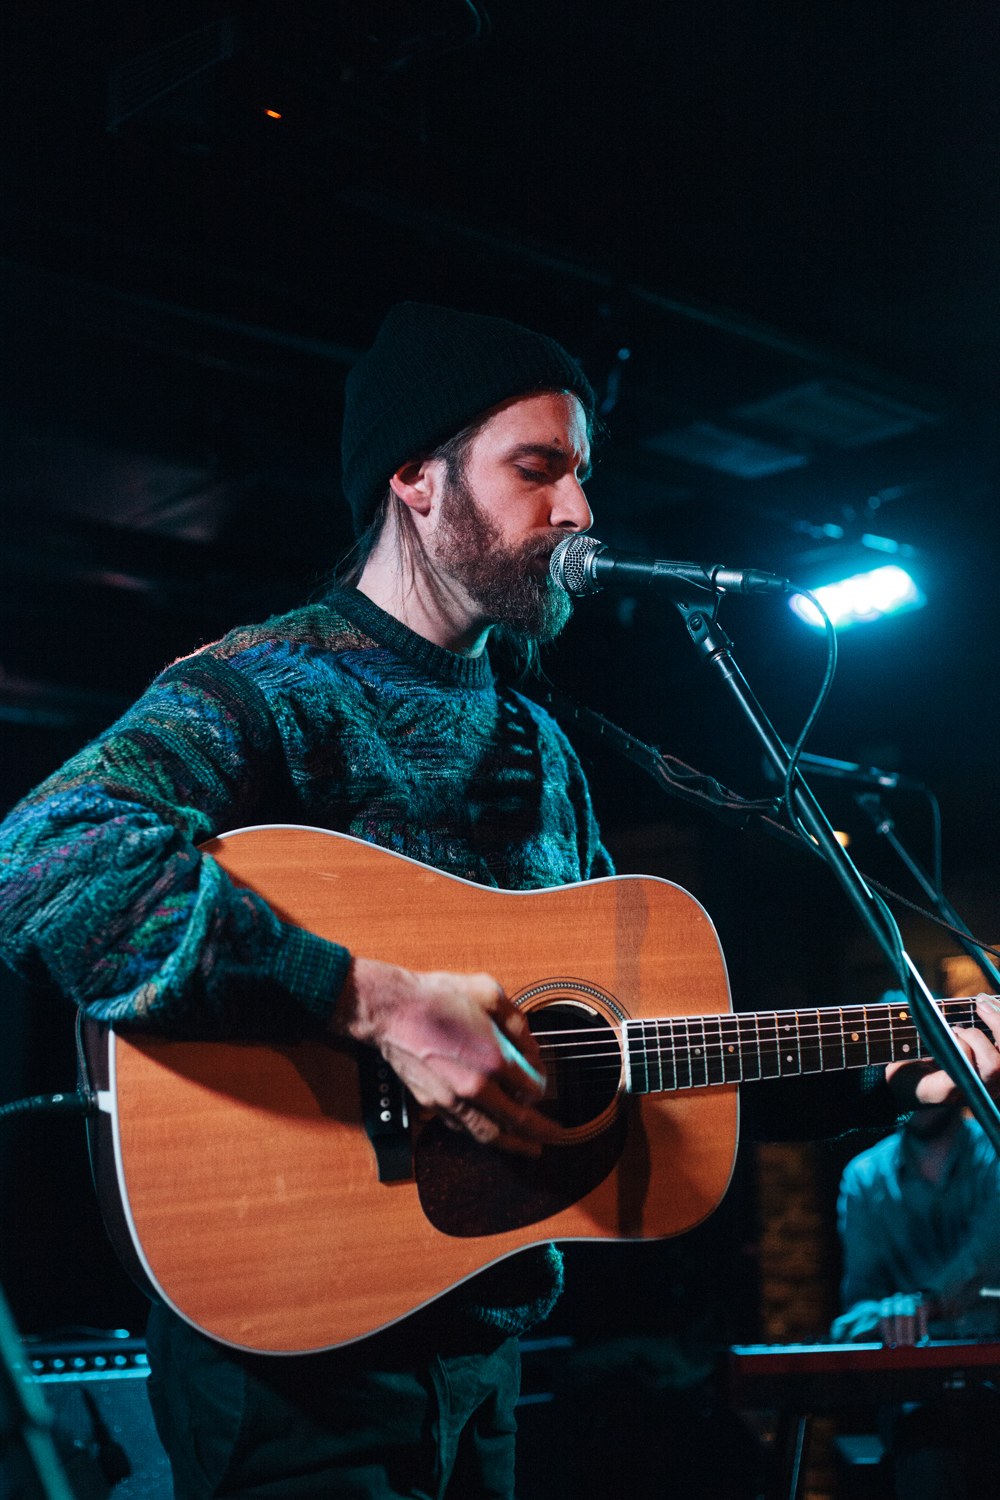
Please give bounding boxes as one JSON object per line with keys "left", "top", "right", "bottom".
{"left": 1, "top": 0, "right": 998, "bottom": 855}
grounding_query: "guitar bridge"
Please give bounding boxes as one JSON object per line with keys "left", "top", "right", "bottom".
{"left": 356, "top": 1046, "right": 413, "bottom": 1182}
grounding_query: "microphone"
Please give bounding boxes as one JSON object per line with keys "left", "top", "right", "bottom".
{"left": 781, "top": 752, "right": 926, "bottom": 793}
{"left": 549, "top": 535, "right": 791, "bottom": 598}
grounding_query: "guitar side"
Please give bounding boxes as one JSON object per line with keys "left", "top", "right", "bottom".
{"left": 90, "top": 825, "right": 738, "bottom": 1354}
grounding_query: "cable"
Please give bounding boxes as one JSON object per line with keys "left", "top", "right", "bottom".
{"left": 0, "top": 1091, "right": 96, "bottom": 1121}
{"left": 782, "top": 587, "right": 838, "bottom": 838}
{"left": 926, "top": 786, "right": 943, "bottom": 899}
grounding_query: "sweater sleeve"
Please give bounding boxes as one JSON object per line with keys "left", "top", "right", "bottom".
{"left": 0, "top": 657, "right": 350, "bottom": 1039}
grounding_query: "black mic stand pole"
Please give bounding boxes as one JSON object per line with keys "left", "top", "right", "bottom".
{"left": 666, "top": 582, "right": 1000, "bottom": 1155}
{"left": 853, "top": 792, "right": 1000, "bottom": 994}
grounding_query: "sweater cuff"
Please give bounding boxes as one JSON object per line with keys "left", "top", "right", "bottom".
{"left": 258, "top": 920, "right": 352, "bottom": 1028}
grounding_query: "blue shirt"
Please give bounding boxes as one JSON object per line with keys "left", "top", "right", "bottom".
{"left": 838, "top": 1117, "right": 1000, "bottom": 1338}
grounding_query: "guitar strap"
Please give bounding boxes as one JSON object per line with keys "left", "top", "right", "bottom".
{"left": 539, "top": 690, "right": 1000, "bottom": 964}
{"left": 536, "top": 689, "right": 789, "bottom": 838}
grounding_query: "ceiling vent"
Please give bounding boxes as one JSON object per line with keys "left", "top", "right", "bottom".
{"left": 733, "top": 380, "right": 936, "bottom": 449}
{"left": 643, "top": 422, "right": 809, "bottom": 479}
{"left": 107, "top": 19, "right": 235, "bottom": 131}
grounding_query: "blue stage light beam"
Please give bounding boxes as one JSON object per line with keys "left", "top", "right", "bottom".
{"left": 789, "top": 564, "right": 925, "bottom": 631}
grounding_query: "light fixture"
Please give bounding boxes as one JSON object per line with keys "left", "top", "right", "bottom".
{"left": 789, "top": 564, "right": 925, "bottom": 631}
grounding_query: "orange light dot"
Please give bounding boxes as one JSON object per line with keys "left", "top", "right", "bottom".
{"left": 265, "top": 109, "right": 281, "bottom": 119}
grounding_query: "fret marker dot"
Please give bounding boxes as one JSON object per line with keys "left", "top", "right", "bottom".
{"left": 695, "top": 1048, "right": 701, "bottom": 1055}
{"left": 903, "top": 1044, "right": 910, "bottom": 1052}
{"left": 786, "top": 1054, "right": 793, "bottom": 1062}
{"left": 728, "top": 1046, "right": 734, "bottom": 1053}
{"left": 900, "top": 1012, "right": 908, "bottom": 1020}
{"left": 851, "top": 1032, "right": 859, "bottom": 1041}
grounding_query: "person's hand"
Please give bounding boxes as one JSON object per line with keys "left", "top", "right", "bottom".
{"left": 886, "top": 996, "right": 1000, "bottom": 1107}
{"left": 330, "top": 957, "right": 563, "bottom": 1157}
{"left": 877, "top": 1293, "right": 928, "bottom": 1347}
{"left": 831, "top": 1295, "right": 928, "bottom": 1345}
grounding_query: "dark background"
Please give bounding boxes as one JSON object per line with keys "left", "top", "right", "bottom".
{"left": 0, "top": 0, "right": 997, "bottom": 1358}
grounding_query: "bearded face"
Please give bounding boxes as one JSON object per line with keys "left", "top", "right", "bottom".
{"left": 433, "top": 467, "right": 573, "bottom": 645}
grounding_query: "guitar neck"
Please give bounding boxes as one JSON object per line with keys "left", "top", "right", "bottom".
{"left": 622, "top": 995, "right": 993, "bottom": 1094}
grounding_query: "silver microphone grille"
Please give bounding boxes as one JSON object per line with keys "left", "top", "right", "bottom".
{"left": 549, "top": 535, "right": 604, "bottom": 595}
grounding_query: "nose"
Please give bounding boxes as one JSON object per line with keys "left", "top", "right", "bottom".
{"left": 549, "top": 475, "right": 593, "bottom": 533}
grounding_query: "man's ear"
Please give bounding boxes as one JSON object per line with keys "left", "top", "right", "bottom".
{"left": 389, "top": 458, "right": 440, "bottom": 517}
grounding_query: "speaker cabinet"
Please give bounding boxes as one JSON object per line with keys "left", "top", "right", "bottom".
{"left": 3, "top": 1336, "right": 171, "bottom": 1500}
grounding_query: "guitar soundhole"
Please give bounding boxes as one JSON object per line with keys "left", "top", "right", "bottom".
{"left": 529, "top": 1003, "right": 621, "bottom": 1129}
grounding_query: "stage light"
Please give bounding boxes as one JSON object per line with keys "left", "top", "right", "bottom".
{"left": 265, "top": 109, "right": 281, "bottom": 119}
{"left": 789, "top": 564, "right": 925, "bottom": 631}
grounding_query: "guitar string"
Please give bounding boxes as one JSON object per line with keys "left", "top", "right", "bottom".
{"left": 535, "top": 1043, "right": 938, "bottom": 1070}
{"left": 532, "top": 1005, "right": 981, "bottom": 1051}
{"left": 535, "top": 1038, "right": 965, "bottom": 1075}
{"left": 527, "top": 1000, "right": 983, "bottom": 1090}
{"left": 536, "top": 1024, "right": 974, "bottom": 1058}
{"left": 534, "top": 1012, "right": 977, "bottom": 1056}
{"left": 524, "top": 997, "right": 986, "bottom": 1044}
{"left": 532, "top": 1018, "right": 968, "bottom": 1097}
{"left": 534, "top": 1018, "right": 976, "bottom": 1071}
{"left": 534, "top": 1030, "right": 949, "bottom": 1099}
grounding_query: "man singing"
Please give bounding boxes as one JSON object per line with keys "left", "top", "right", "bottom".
{"left": 1, "top": 302, "right": 997, "bottom": 1499}
{"left": 0, "top": 303, "right": 612, "bottom": 1499}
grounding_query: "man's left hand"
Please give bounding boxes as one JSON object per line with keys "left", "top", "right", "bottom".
{"left": 886, "top": 995, "right": 1000, "bottom": 1107}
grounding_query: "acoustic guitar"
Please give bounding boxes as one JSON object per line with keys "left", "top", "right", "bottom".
{"left": 81, "top": 824, "right": 970, "bottom": 1355}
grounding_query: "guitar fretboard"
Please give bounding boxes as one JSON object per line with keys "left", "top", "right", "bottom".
{"left": 624, "top": 996, "right": 985, "bottom": 1093}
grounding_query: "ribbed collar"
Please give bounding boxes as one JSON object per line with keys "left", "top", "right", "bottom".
{"left": 323, "top": 586, "right": 495, "bottom": 690}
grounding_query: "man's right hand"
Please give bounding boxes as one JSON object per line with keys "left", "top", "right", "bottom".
{"left": 329, "top": 957, "right": 564, "bottom": 1157}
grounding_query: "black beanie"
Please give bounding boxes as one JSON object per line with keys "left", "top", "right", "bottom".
{"left": 341, "top": 302, "right": 596, "bottom": 535}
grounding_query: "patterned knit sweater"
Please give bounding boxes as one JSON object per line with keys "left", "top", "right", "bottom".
{"left": 0, "top": 586, "right": 613, "bottom": 1334}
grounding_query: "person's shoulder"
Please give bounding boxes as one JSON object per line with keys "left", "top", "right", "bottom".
{"left": 961, "top": 1115, "right": 1000, "bottom": 1169}
{"left": 841, "top": 1130, "right": 902, "bottom": 1189}
{"left": 177, "top": 601, "right": 374, "bottom": 675}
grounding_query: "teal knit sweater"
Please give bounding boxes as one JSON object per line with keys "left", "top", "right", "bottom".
{"left": 0, "top": 586, "right": 613, "bottom": 1334}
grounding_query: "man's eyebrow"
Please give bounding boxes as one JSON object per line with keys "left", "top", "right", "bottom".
{"left": 506, "top": 443, "right": 592, "bottom": 480}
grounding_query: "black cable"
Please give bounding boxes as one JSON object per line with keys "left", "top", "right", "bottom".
{"left": 927, "top": 786, "right": 944, "bottom": 899}
{"left": 782, "top": 587, "right": 838, "bottom": 837}
{"left": 0, "top": 1091, "right": 96, "bottom": 1121}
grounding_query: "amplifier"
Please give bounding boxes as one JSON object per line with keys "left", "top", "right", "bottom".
{"left": 2, "top": 1336, "right": 171, "bottom": 1500}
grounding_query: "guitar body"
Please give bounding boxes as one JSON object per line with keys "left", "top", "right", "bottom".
{"left": 85, "top": 825, "right": 737, "bottom": 1354}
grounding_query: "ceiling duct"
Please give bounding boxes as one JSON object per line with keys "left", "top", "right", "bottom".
{"left": 733, "top": 380, "right": 937, "bottom": 449}
{"left": 107, "top": 19, "right": 235, "bottom": 131}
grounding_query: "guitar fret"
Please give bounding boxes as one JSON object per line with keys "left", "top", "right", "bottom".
{"left": 866, "top": 1004, "right": 895, "bottom": 1066}
{"left": 705, "top": 1014, "right": 725, "bottom": 1085}
{"left": 798, "top": 1009, "right": 822, "bottom": 1073}
{"left": 742, "top": 1012, "right": 762, "bottom": 1082}
{"left": 689, "top": 1014, "right": 708, "bottom": 1088}
{"left": 777, "top": 1013, "right": 801, "bottom": 1076}
{"left": 623, "top": 996, "right": 995, "bottom": 1097}
{"left": 657, "top": 1016, "right": 670, "bottom": 1092}
{"left": 757, "top": 1010, "right": 780, "bottom": 1079}
{"left": 720, "top": 1014, "right": 742, "bottom": 1082}
{"left": 676, "top": 1015, "right": 692, "bottom": 1091}
{"left": 820, "top": 1006, "right": 846, "bottom": 1071}
{"left": 842, "top": 1007, "right": 869, "bottom": 1069}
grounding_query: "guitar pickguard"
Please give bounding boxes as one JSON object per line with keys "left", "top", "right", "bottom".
{"left": 414, "top": 1106, "right": 629, "bottom": 1235}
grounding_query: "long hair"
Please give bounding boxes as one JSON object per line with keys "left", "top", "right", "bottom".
{"left": 330, "top": 418, "right": 487, "bottom": 591}
{"left": 327, "top": 393, "right": 599, "bottom": 680}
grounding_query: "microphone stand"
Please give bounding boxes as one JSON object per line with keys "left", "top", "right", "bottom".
{"left": 664, "top": 581, "right": 1000, "bottom": 1155}
{"left": 853, "top": 791, "right": 1000, "bottom": 994}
